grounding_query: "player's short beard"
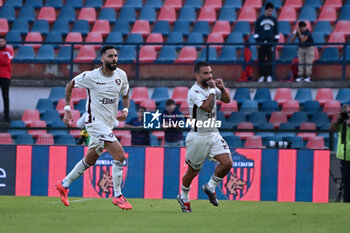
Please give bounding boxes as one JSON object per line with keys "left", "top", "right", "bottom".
{"left": 105, "top": 62, "right": 117, "bottom": 71}
{"left": 201, "top": 79, "right": 209, "bottom": 87}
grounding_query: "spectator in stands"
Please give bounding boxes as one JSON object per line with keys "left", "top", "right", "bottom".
{"left": 0, "top": 36, "right": 13, "bottom": 122}
{"left": 254, "top": 2, "right": 279, "bottom": 83}
{"left": 125, "top": 106, "right": 150, "bottom": 146}
{"left": 161, "top": 99, "right": 184, "bottom": 147}
{"left": 290, "top": 21, "right": 314, "bottom": 83}
{"left": 330, "top": 104, "right": 350, "bottom": 203}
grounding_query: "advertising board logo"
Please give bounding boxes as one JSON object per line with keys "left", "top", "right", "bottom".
{"left": 143, "top": 110, "right": 162, "bottom": 129}
{"left": 88, "top": 152, "right": 128, "bottom": 198}
{"left": 219, "top": 151, "right": 254, "bottom": 200}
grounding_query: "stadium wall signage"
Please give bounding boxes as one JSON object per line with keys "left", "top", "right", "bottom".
{"left": 0, "top": 145, "right": 330, "bottom": 202}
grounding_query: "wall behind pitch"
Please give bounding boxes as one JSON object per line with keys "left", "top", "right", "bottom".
{"left": 0, "top": 145, "right": 330, "bottom": 202}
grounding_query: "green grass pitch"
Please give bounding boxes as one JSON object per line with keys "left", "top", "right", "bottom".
{"left": 0, "top": 196, "right": 348, "bottom": 233}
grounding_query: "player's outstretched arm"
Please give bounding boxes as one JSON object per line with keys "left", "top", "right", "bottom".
{"left": 63, "top": 80, "right": 74, "bottom": 127}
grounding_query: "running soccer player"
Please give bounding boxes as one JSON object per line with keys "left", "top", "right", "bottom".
{"left": 56, "top": 46, "right": 132, "bottom": 210}
{"left": 177, "top": 62, "right": 233, "bottom": 212}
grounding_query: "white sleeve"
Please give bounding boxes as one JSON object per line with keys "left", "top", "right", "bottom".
{"left": 76, "top": 113, "right": 87, "bottom": 129}
{"left": 188, "top": 89, "right": 205, "bottom": 108}
{"left": 120, "top": 70, "right": 129, "bottom": 96}
{"left": 215, "top": 88, "right": 222, "bottom": 101}
{"left": 73, "top": 71, "right": 93, "bottom": 89}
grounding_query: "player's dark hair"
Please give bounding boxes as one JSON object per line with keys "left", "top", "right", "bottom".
{"left": 0, "top": 36, "right": 6, "bottom": 40}
{"left": 166, "top": 99, "right": 176, "bottom": 106}
{"left": 100, "top": 45, "right": 117, "bottom": 56}
{"left": 194, "top": 62, "right": 210, "bottom": 73}
{"left": 298, "top": 21, "right": 307, "bottom": 28}
{"left": 265, "top": 2, "right": 274, "bottom": 10}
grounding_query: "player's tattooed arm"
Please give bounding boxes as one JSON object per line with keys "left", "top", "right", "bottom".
{"left": 65, "top": 80, "right": 74, "bottom": 106}
{"left": 122, "top": 93, "right": 130, "bottom": 109}
{"left": 215, "top": 79, "right": 230, "bottom": 103}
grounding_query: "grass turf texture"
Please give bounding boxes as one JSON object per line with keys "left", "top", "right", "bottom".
{"left": 0, "top": 196, "right": 348, "bottom": 233}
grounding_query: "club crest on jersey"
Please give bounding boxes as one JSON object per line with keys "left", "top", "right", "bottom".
{"left": 88, "top": 151, "right": 129, "bottom": 198}
{"left": 115, "top": 79, "right": 121, "bottom": 85}
{"left": 219, "top": 151, "right": 254, "bottom": 200}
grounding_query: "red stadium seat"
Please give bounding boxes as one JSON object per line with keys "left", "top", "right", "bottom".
{"left": 103, "top": 0, "right": 123, "bottom": 9}
{"left": 306, "top": 136, "right": 325, "bottom": 149}
{"left": 284, "top": 0, "right": 302, "bottom": 9}
{"left": 204, "top": 0, "right": 222, "bottom": 10}
{"left": 318, "top": 7, "right": 337, "bottom": 22}
{"left": 198, "top": 7, "right": 217, "bottom": 24}
{"left": 0, "top": 133, "right": 12, "bottom": 144}
{"left": 207, "top": 33, "right": 224, "bottom": 50}
{"left": 237, "top": 7, "right": 256, "bottom": 23}
{"left": 152, "top": 131, "right": 164, "bottom": 140}
{"left": 91, "top": 20, "right": 110, "bottom": 37}
{"left": 78, "top": 7, "right": 96, "bottom": 24}
{"left": 146, "top": 33, "right": 163, "bottom": 50}
{"left": 164, "top": 0, "right": 182, "bottom": 10}
{"left": 0, "top": 18, "right": 8, "bottom": 35}
{"left": 22, "top": 109, "right": 40, "bottom": 126}
{"left": 85, "top": 32, "right": 103, "bottom": 49}
{"left": 172, "top": 87, "right": 189, "bottom": 104}
{"left": 281, "top": 100, "right": 300, "bottom": 117}
{"left": 38, "top": 7, "right": 56, "bottom": 23}
{"left": 323, "top": 100, "right": 340, "bottom": 118}
{"left": 56, "top": 98, "right": 74, "bottom": 116}
{"left": 24, "top": 32, "right": 43, "bottom": 49}
{"left": 324, "top": 0, "right": 343, "bottom": 9}
{"left": 36, "top": 133, "right": 54, "bottom": 145}
{"left": 235, "top": 122, "right": 254, "bottom": 140}
{"left": 297, "top": 122, "right": 317, "bottom": 140}
{"left": 244, "top": 135, "right": 263, "bottom": 148}
{"left": 65, "top": 32, "right": 83, "bottom": 49}
{"left": 328, "top": 33, "right": 346, "bottom": 49}
{"left": 212, "top": 20, "right": 231, "bottom": 37}
{"left": 131, "top": 87, "right": 149, "bottom": 104}
{"left": 175, "top": 47, "right": 197, "bottom": 63}
{"left": 179, "top": 100, "right": 189, "bottom": 115}
{"left": 269, "top": 111, "right": 288, "bottom": 129}
{"left": 28, "top": 120, "right": 47, "bottom": 138}
{"left": 158, "top": 7, "right": 177, "bottom": 24}
{"left": 139, "top": 99, "right": 156, "bottom": 111}
{"left": 274, "top": 88, "right": 292, "bottom": 106}
{"left": 139, "top": 46, "right": 157, "bottom": 63}
{"left": 315, "top": 88, "right": 334, "bottom": 106}
{"left": 71, "top": 88, "right": 87, "bottom": 104}
{"left": 131, "top": 20, "right": 150, "bottom": 37}
{"left": 220, "top": 101, "right": 238, "bottom": 118}
{"left": 278, "top": 7, "right": 297, "bottom": 22}
{"left": 243, "top": 0, "right": 262, "bottom": 9}
{"left": 333, "top": 21, "right": 350, "bottom": 35}
{"left": 74, "top": 45, "right": 96, "bottom": 63}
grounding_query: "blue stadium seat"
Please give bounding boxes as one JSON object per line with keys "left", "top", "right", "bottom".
{"left": 223, "top": 135, "right": 242, "bottom": 148}
{"left": 172, "top": 21, "right": 190, "bottom": 36}
{"left": 193, "top": 21, "right": 211, "bottom": 36}
{"left": 228, "top": 112, "right": 246, "bottom": 128}
{"left": 58, "top": 6, "right": 76, "bottom": 23}
{"left": 295, "top": 88, "right": 313, "bottom": 105}
{"left": 336, "top": 88, "right": 350, "bottom": 104}
{"left": 289, "top": 112, "right": 308, "bottom": 127}
{"left": 166, "top": 33, "right": 184, "bottom": 49}
{"left": 150, "top": 135, "right": 160, "bottom": 146}
{"left": 105, "top": 32, "right": 123, "bottom": 47}
{"left": 340, "top": 6, "right": 350, "bottom": 20}
{"left": 126, "top": 34, "right": 143, "bottom": 47}
{"left": 302, "top": 100, "right": 321, "bottom": 116}
{"left": 217, "top": 46, "right": 238, "bottom": 63}
{"left": 197, "top": 47, "right": 217, "bottom": 62}
{"left": 0, "top": 6, "right": 16, "bottom": 22}
{"left": 234, "top": 88, "right": 251, "bottom": 106}
{"left": 112, "top": 20, "right": 131, "bottom": 36}
{"left": 144, "top": 0, "right": 163, "bottom": 9}
{"left": 157, "top": 100, "right": 167, "bottom": 112}
{"left": 152, "top": 21, "right": 171, "bottom": 36}
{"left": 85, "top": 0, "right": 103, "bottom": 9}
{"left": 233, "top": 21, "right": 251, "bottom": 35}
{"left": 156, "top": 46, "right": 177, "bottom": 63}
{"left": 49, "top": 87, "right": 65, "bottom": 104}
{"left": 256, "top": 122, "right": 275, "bottom": 137}
{"left": 99, "top": 7, "right": 116, "bottom": 23}
{"left": 278, "top": 46, "right": 298, "bottom": 63}
{"left": 313, "top": 21, "right": 332, "bottom": 36}
{"left": 118, "top": 46, "right": 136, "bottom": 63}
{"left": 226, "top": 33, "right": 244, "bottom": 49}
{"left": 183, "top": 0, "right": 202, "bottom": 9}
{"left": 304, "top": 0, "right": 323, "bottom": 9}
{"left": 276, "top": 123, "right": 296, "bottom": 137}
{"left": 124, "top": 0, "right": 143, "bottom": 9}
{"left": 221, "top": 121, "right": 235, "bottom": 130}
{"left": 24, "top": 0, "right": 43, "bottom": 9}
{"left": 18, "top": 6, "right": 36, "bottom": 23}
{"left": 52, "top": 19, "right": 70, "bottom": 35}
{"left": 218, "top": 7, "right": 237, "bottom": 22}
{"left": 35, "top": 45, "right": 55, "bottom": 62}
{"left": 36, "top": 99, "right": 54, "bottom": 115}
{"left": 283, "top": 136, "right": 304, "bottom": 149}
{"left": 49, "top": 120, "right": 68, "bottom": 136}
{"left": 45, "top": 32, "right": 63, "bottom": 48}
{"left": 248, "top": 112, "right": 267, "bottom": 128}
{"left": 4, "top": 0, "right": 23, "bottom": 9}
{"left": 240, "top": 100, "right": 258, "bottom": 115}
{"left": 118, "top": 7, "right": 136, "bottom": 23}
{"left": 186, "top": 33, "right": 204, "bottom": 49}
{"left": 318, "top": 47, "right": 339, "bottom": 63}
{"left": 10, "top": 19, "right": 29, "bottom": 35}
{"left": 310, "top": 112, "right": 330, "bottom": 129}
{"left": 41, "top": 109, "right": 62, "bottom": 126}
{"left": 45, "top": 0, "right": 63, "bottom": 9}
{"left": 57, "top": 46, "right": 72, "bottom": 62}
{"left": 151, "top": 87, "right": 169, "bottom": 103}
{"left": 254, "top": 88, "right": 272, "bottom": 105}
{"left": 32, "top": 20, "right": 50, "bottom": 36}
{"left": 8, "top": 120, "right": 27, "bottom": 137}
{"left": 223, "top": 0, "right": 242, "bottom": 8}
{"left": 64, "top": 0, "right": 83, "bottom": 9}
{"left": 125, "top": 108, "right": 137, "bottom": 122}
{"left": 278, "top": 21, "right": 291, "bottom": 36}
{"left": 13, "top": 46, "right": 35, "bottom": 62}
{"left": 261, "top": 100, "right": 279, "bottom": 116}
{"left": 298, "top": 6, "right": 317, "bottom": 22}
{"left": 262, "top": 136, "right": 283, "bottom": 147}
{"left": 139, "top": 7, "right": 156, "bottom": 23}
{"left": 75, "top": 99, "right": 86, "bottom": 114}
{"left": 15, "top": 134, "right": 34, "bottom": 145}
{"left": 54, "top": 134, "right": 75, "bottom": 145}
{"left": 178, "top": 7, "right": 197, "bottom": 23}
{"left": 72, "top": 20, "right": 90, "bottom": 36}
{"left": 6, "top": 32, "right": 22, "bottom": 48}
{"left": 312, "top": 33, "right": 325, "bottom": 48}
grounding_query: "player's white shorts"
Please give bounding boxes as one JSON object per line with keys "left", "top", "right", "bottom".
{"left": 85, "top": 119, "right": 117, "bottom": 155}
{"left": 185, "top": 131, "right": 231, "bottom": 170}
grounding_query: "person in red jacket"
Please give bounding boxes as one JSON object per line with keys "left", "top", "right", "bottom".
{"left": 0, "top": 36, "right": 13, "bottom": 122}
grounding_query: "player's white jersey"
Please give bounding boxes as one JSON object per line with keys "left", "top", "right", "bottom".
{"left": 73, "top": 67, "right": 129, "bottom": 129}
{"left": 187, "top": 82, "right": 222, "bottom": 133}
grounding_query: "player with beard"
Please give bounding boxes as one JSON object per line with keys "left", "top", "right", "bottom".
{"left": 177, "top": 62, "right": 233, "bottom": 212}
{"left": 0, "top": 36, "right": 13, "bottom": 122}
{"left": 56, "top": 46, "right": 132, "bottom": 210}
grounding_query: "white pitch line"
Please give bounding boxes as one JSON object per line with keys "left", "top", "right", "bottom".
{"left": 49, "top": 198, "right": 95, "bottom": 204}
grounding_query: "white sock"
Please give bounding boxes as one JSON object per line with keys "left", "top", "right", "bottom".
{"left": 62, "top": 158, "right": 90, "bottom": 188}
{"left": 113, "top": 160, "right": 124, "bottom": 197}
{"left": 207, "top": 175, "right": 223, "bottom": 192}
{"left": 180, "top": 185, "right": 190, "bottom": 203}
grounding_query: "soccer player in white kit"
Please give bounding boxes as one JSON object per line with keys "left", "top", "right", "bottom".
{"left": 56, "top": 46, "right": 132, "bottom": 210}
{"left": 177, "top": 62, "right": 233, "bottom": 212}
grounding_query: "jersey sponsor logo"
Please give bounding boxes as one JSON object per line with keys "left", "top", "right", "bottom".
{"left": 101, "top": 98, "right": 118, "bottom": 104}
{"left": 115, "top": 79, "right": 121, "bottom": 85}
{"left": 88, "top": 152, "right": 129, "bottom": 198}
{"left": 96, "top": 82, "right": 106, "bottom": 85}
{"left": 219, "top": 151, "right": 254, "bottom": 200}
